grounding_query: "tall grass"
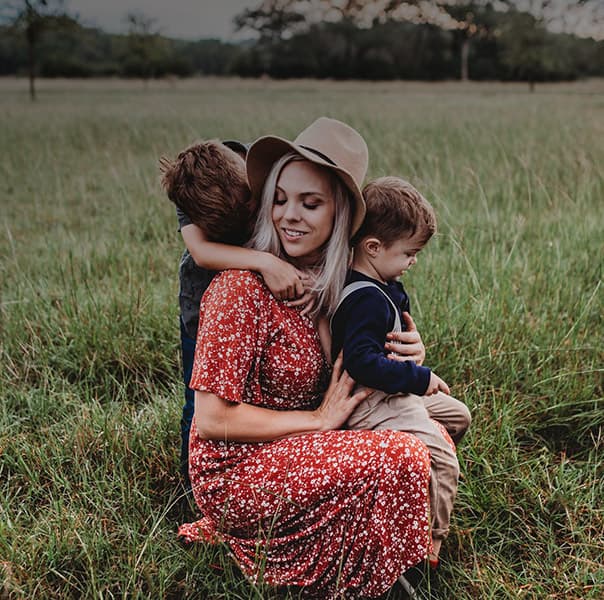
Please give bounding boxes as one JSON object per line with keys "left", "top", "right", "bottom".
{"left": 1, "top": 78, "right": 602, "bottom": 599}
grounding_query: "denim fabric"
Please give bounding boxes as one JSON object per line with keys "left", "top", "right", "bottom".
{"left": 180, "top": 317, "right": 196, "bottom": 485}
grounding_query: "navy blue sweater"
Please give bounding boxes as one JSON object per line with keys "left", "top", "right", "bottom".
{"left": 330, "top": 270, "right": 431, "bottom": 396}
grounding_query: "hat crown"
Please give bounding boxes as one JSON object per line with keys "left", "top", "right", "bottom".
{"left": 245, "top": 116, "right": 368, "bottom": 236}
{"left": 294, "top": 117, "right": 368, "bottom": 189}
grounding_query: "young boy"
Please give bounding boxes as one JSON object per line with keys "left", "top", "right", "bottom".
{"left": 330, "top": 176, "right": 472, "bottom": 568}
{"left": 160, "top": 139, "right": 306, "bottom": 486}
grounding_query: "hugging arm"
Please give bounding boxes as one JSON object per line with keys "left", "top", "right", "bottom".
{"left": 195, "top": 354, "right": 369, "bottom": 442}
{"left": 181, "top": 223, "right": 304, "bottom": 300}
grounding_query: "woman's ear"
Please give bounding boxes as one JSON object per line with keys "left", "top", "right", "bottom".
{"left": 363, "top": 237, "right": 382, "bottom": 257}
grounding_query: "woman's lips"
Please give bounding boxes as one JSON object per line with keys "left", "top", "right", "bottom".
{"left": 282, "top": 228, "right": 307, "bottom": 241}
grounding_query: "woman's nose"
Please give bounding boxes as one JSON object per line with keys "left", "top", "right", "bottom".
{"left": 283, "top": 200, "right": 301, "bottom": 221}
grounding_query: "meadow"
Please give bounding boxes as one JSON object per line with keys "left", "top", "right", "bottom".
{"left": 0, "top": 77, "right": 602, "bottom": 599}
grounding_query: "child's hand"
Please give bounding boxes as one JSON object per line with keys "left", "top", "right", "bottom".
{"left": 258, "top": 253, "right": 305, "bottom": 301}
{"left": 425, "top": 372, "right": 450, "bottom": 396}
{"left": 283, "top": 268, "right": 318, "bottom": 316}
{"left": 285, "top": 290, "right": 318, "bottom": 316}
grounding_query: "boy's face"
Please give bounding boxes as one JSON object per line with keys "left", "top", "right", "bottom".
{"left": 373, "top": 232, "right": 425, "bottom": 281}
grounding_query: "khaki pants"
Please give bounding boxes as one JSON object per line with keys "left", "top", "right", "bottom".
{"left": 346, "top": 390, "right": 471, "bottom": 540}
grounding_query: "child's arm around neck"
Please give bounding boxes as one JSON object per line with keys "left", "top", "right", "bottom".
{"left": 181, "top": 223, "right": 305, "bottom": 300}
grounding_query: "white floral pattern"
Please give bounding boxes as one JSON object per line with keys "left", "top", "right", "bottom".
{"left": 178, "top": 270, "right": 431, "bottom": 598}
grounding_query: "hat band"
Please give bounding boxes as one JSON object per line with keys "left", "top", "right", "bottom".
{"left": 299, "top": 145, "right": 337, "bottom": 167}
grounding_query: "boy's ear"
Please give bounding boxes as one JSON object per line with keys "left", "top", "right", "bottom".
{"left": 362, "top": 237, "right": 382, "bottom": 257}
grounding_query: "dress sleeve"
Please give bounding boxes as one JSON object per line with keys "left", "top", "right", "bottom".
{"left": 189, "top": 270, "right": 268, "bottom": 403}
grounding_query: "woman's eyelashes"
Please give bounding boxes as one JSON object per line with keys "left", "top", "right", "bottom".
{"left": 273, "top": 195, "right": 320, "bottom": 210}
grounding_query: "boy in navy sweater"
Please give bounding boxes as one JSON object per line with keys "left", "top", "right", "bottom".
{"left": 331, "top": 176, "right": 471, "bottom": 567}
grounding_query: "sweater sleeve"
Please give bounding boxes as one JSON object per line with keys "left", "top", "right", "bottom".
{"left": 336, "top": 288, "right": 431, "bottom": 395}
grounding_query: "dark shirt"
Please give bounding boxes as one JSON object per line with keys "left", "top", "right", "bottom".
{"left": 330, "top": 270, "right": 431, "bottom": 396}
{"left": 175, "top": 140, "right": 250, "bottom": 339}
{"left": 177, "top": 207, "right": 216, "bottom": 339}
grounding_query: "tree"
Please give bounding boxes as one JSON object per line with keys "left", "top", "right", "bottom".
{"left": 498, "top": 9, "right": 554, "bottom": 91}
{"left": 234, "top": 0, "right": 307, "bottom": 42}
{"left": 438, "top": 2, "right": 502, "bottom": 81}
{"left": 234, "top": 0, "right": 308, "bottom": 74}
{"left": 1, "top": 0, "right": 70, "bottom": 100}
{"left": 123, "top": 11, "right": 168, "bottom": 82}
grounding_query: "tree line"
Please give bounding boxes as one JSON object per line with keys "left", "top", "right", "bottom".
{"left": 1, "top": 0, "right": 603, "bottom": 90}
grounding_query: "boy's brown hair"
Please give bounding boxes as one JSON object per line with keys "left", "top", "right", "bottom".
{"left": 159, "top": 140, "right": 253, "bottom": 245}
{"left": 353, "top": 176, "right": 437, "bottom": 247}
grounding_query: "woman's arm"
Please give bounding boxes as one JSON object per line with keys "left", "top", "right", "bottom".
{"left": 195, "top": 355, "right": 369, "bottom": 443}
{"left": 181, "top": 223, "right": 305, "bottom": 300}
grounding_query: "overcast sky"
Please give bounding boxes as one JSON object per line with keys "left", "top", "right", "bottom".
{"left": 64, "top": 0, "right": 604, "bottom": 41}
{"left": 65, "top": 0, "right": 257, "bottom": 41}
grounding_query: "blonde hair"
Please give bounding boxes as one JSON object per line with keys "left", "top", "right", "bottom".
{"left": 248, "top": 152, "right": 353, "bottom": 317}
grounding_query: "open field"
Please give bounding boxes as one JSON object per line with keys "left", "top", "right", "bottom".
{"left": 1, "top": 77, "right": 603, "bottom": 599}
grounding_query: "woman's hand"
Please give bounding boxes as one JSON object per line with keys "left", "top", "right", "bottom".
{"left": 258, "top": 252, "right": 306, "bottom": 301}
{"left": 385, "top": 312, "right": 426, "bottom": 365}
{"left": 315, "top": 354, "right": 371, "bottom": 430}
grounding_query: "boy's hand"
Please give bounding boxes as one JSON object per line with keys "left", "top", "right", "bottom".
{"left": 385, "top": 312, "right": 426, "bottom": 365}
{"left": 283, "top": 268, "right": 318, "bottom": 316}
{"left": 259, "top": 253, "right": 305, "bottom": 301}
{"left": 425, "top": 372, "right": 450, "bottom": 396}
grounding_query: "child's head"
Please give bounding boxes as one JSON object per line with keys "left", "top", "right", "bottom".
{"left": 160, "top": 140, "right": 254, "bottom": 245}
{"left": 353, "top": 176, "right": 437, "bottom": 280}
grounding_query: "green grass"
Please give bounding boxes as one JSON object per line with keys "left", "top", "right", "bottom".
{"left": 1, "top": 77, "right": 603, "bottom": 599}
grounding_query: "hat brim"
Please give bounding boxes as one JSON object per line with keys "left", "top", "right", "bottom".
{"left": 246, "top": 135, "right": 366, "bottom": 237}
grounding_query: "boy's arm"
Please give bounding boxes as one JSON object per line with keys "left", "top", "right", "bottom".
{"left": 335, "top": 289, "right": 432, "bottom": 396}
{"left": 181, "top": 224, "right": 304, "bottom": 300}
{"left": 385, "top": 313, "right": 450, "bottom": 394}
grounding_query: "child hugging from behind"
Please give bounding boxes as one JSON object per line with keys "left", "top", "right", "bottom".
{"left": 160, "top": 139, "right": 309, "bottom": 487}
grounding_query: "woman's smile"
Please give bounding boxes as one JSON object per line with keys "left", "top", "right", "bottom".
{"left": 282, "top": 227, "right": 308, "bottom": 239}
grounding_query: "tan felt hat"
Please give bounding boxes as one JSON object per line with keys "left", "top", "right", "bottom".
{"left": 246, "top": 117, "right": 368, "bottom": 236}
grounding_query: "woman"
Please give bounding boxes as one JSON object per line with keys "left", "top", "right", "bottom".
{"left": 178, "top": 117, "right": 431, "bottom": 598}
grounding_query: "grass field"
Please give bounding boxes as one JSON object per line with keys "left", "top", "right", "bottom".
{"left": 1, "top": 77, "right": 603, "bottom": 599}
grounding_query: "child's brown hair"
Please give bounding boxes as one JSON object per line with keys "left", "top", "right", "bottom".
{"left": 353, "top": 176, "right": 437, "bottom": 247}
{"left": 160, "top": 140, "right": 253, "bottom": 245}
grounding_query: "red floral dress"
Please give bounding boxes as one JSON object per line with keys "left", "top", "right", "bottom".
{"left": 178, "top": 270, "right": 431, "bottom": 598}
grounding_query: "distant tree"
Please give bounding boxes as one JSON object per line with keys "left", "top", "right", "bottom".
{"left": 234, "top": 0, "right": 308, "bottom": 73}
{"left": 234, "top": 0, "right": 307, "bottom": 42}
{"left": 1, "top": 0, "right": 71, "bottom": 100}
{"left": 498, "top": 9, "right": 551, "bottom": 90}
{"left": 232, "top": 0, "right": 604, "bottom": 81}
{"left": 437, "top": 2, "right": 502, "bottom": 81}
{"left": 123, "top": 11, "right": 169, "bottom": 82}
{"left": 185, "top": 39, "right": 242, "bottom": 75}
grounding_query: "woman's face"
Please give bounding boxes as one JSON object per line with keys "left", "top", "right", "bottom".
{"left": 272, "top": 160, "right": 336, "bottom": 266}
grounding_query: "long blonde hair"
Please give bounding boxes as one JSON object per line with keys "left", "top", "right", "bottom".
{"left": 247, "top": 152, "right": 353, "bottom": 317}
